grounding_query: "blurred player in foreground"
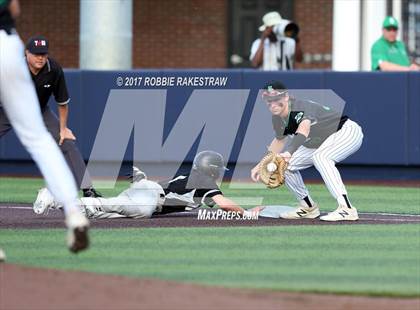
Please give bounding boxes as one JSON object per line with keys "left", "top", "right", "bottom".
{"left": 0, "top": 0, "right": 89, "bottom": 253}
{"left": 33, "top": 151, "right": 260, "bottom": 219}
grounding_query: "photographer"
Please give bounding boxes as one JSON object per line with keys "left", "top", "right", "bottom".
{"left": 250, "top": 11, "right": 302, "bottom": 71}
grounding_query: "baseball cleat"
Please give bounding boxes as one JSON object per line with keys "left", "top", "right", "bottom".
{"left": 0, "top": 248, "right": 6, "bottom": 262}
{"left": 131, "top": 166, "right": 147, "bottom": 182}
{"left": 65, "top": 211, "right": 90, "bottom": 253}
{"left": 320, "top": 205, "right": 359, "bottom": 221}
{"left": 83, "top": 187, "right": 102, "bottom": 198}
{"left": 280, "top": 202, "right": 320, "bottom": 219}
{"left": 33, "top": 187, "right": 58, "bottom": 215}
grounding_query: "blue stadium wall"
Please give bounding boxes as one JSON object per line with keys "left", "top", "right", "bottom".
{"left": 1, "top": 70, "right": 419, "bottom": 180}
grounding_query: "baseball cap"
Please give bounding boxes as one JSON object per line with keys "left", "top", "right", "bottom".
{"left": 383, "top": 16, "right": 399, "bottom": 29}
{"left": 26, "top": 36, "right": 49, "bottom": 54}
{"left": 264, "top": 81, "right": 287, "bottom": 91}
{"left": 262, "top": 81, "right": 288, "bottom": 102}
{"left": 259, "top": 11, "right": 282, "bottom": 31}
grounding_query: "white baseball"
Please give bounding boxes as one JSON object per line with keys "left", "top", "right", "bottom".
{"left": 266, "top": 162, "right": 277, "bottom": 172}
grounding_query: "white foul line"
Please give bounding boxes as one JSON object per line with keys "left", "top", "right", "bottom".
{"left": 358, "top": 218, "right": 420, "bottom": 222}
{"left": 0, "top": 206, "right": 32, "bottom": 210}
{"left": 359, "top": 212, "right": 420, "bottom": 218}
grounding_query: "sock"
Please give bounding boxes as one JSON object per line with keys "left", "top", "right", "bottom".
{"left": 342, "top": 194, "right": 352, "bottom": 209}
{"left": 303, "top": 196, "right": 313, "bottom": 208}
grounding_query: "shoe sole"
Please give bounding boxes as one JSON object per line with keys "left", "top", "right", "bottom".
{"left": 68, "top": 227, "right": 89, "bottom": 253}
{"left": 280, "top": 212, "right": 321, "bottom": 219}
{"left": 320, "top": 217, "right": 359, "bottom": 222}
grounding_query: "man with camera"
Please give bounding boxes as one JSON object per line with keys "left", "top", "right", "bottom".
{"left": 250, "top": 11, "right": 302, "bottom": 71}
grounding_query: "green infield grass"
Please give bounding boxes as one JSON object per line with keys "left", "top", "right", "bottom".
{"left": 0, "top": 225, "right": 419, "bottom": 297}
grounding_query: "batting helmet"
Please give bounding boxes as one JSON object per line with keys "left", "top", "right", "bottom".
{"left": 193, "top": 151, "right": 228, "bottom": 179}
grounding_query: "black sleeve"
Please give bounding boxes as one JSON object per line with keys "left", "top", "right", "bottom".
{"left": 272, "top": 115, "right": 287, "bottom": 140}
{"left": 199, "top": 189, "right": 223, "bottom": 207}
{"left": 299, "top": 100, "right": 319, "bottom": 123}
{"left": 53, "top": 66, "right": 70, "bottom": 105}
{"left": 193, "top": 174, "right": 222, "bottom": 207}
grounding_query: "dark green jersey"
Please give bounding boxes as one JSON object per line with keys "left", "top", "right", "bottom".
{"left": 272, "top": 98, "right": 348, "bottom": 148}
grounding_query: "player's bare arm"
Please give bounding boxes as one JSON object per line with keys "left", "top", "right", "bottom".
{"left": 212, "top": 194, "right": 261, "bottom": 216}
{"left": 212, "top": 194, "right": 245, "bottom": 213}
{"left": 269, "top": 136, "right": 287, "bottom": 153}
{"left": 296, "top": 118, "right": 311, "bottom": 137}
{"left": 58, "top": 104, "right": 76, "bottom": 145}
{"left": 251, "top": 137, "right": 286, "bottom": 182}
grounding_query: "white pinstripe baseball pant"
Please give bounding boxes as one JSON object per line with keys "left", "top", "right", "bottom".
{"left": 285, "top": 120, "right": 363, "bottom": 206}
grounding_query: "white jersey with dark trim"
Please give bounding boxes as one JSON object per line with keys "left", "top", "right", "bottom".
{"left": 158, "top": 170, "right": 222, "bottom": 214}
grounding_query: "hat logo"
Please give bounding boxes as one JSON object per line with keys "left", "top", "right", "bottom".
{"left": 295, "top": 112, "right": 304, "bottom": 123}
{"left": 34, "top": 40, "right": 46, "bottom": 46}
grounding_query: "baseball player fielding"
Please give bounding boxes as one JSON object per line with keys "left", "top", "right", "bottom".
{"left": 252, "top": 81, "right": 363, "bottom": 221}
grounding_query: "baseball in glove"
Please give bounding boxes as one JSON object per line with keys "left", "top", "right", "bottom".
{"left": 258, "top": 152, "right": 288, "bottom": 188}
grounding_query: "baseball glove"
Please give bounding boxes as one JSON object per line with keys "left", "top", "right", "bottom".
{"left": 258, "top": 152, "right": 288, "bottom": 188}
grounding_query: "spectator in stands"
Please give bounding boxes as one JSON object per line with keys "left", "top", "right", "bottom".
{"left": 371, "top": 16, "right": 419, "bottom": 71}
{"left": 250, "top": 11, "right": 303, "bottom": 71}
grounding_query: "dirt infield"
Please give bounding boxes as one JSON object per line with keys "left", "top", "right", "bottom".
{"left": 1, "top": 204, "right": 420, "bottom": 229}
{"left": 1, "top": 204, "right": 420, "bottom": 309}
{"left": 0, "top": 264, "right": 418, "bottom": 310}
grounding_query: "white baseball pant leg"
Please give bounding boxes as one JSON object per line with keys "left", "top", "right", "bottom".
{"left": 311, "top": 120, "right": 363, "bottom": 205}
{"left": 0, "top": 31, "right": 79, "bottom": 215}
{"left": 285, "top": 146, "right": 316, "bottom": 204}
{"left": 80, "top": 180, "right": 164, "bottom": 219}
{"left": 285, "top": 120, "right": 363, "bottom": 205}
